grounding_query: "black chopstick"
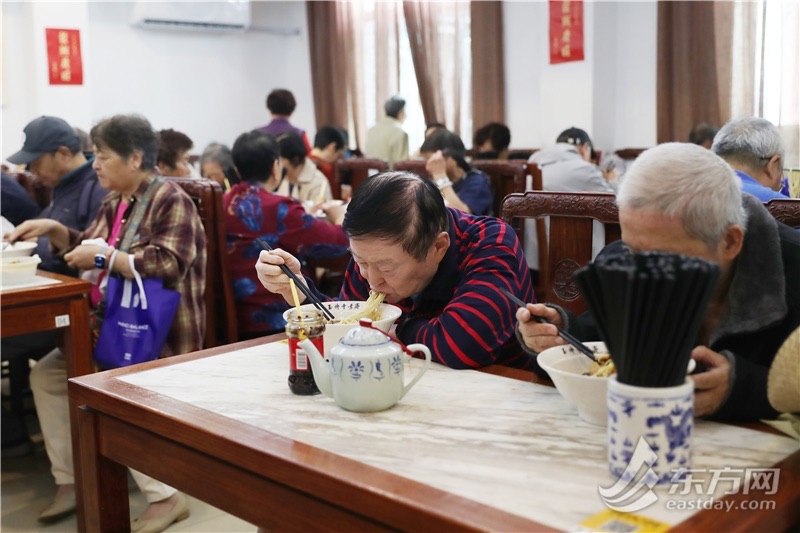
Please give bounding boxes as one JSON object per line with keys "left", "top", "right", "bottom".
{"left": 499, "top": 288, "right": 597, "bottom": 363}
{"left": 254, "top": 238, "right": 335, "bottom": 321}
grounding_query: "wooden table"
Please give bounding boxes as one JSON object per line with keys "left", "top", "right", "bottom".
{"left": 69, "top": 338, "right": 800, "bottom": 532}
{"left": 1, "top": 270, "right": 92, "bottom": 377}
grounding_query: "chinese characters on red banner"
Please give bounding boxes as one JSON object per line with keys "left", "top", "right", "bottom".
{"left": 46, "top": 29, "right": 83, "bottom": 85}
{"left": 549, "top": 0, "right": 584, "bottom": 64}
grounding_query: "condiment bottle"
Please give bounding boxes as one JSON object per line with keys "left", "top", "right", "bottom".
{"left": 285, "top": 309, "right": 324, "bottom": 395}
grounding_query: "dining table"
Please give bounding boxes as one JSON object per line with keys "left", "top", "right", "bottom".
{"left": 68, "top": 336, "right": 800, "bottom": 532}
{"left": 1, "top": 269, "right": 93, "bottom": 377}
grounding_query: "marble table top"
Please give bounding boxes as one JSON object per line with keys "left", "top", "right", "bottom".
{"left": 119, "top": 343, "right": 799, "bottom": 531}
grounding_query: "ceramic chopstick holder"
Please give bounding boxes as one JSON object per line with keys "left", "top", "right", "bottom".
{"left": 607, "top": 377, "right": 693, "bottom": 485}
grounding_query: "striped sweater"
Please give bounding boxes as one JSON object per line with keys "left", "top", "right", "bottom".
{"left": 310, "top": 208, "right": 536, "bottom": 370}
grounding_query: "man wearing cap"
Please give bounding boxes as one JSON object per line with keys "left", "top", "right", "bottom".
{"left": 524, "top": 127, "right": 616, "bottom": 275}
{"left": 365, "top": 95, "right": 410, "bottom": 166}
{"left": 6, "top": 116, "right": 107, "bottom": 274}
{"left": 528, "top": 127, "right": 615, "bottom": 194}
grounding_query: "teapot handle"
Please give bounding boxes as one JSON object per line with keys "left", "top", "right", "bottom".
{"left": 400, "top": 344, "right": 432, "bottom": 399}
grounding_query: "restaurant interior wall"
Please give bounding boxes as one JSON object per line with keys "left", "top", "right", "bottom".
{"left": 504, "top": 1, "right": 657, "bottom": 151}
{"left": 0, "top": 1, "right": 315, "bottom": 159}
{"left": 2, "top": 1, "right": 658, "bottom": 161}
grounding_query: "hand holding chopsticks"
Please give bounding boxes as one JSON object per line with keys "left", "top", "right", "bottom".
{"left": 500, "top": 288, "right": 597, "bottom": 363}
{"left": 254, "top": 238, "right": 335, "bottom": 321}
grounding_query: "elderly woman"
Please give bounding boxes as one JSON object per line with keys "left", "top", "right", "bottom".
{"left": 156, "top": 128, "right": 194, "bottom": 177}
{"left": 275, "top": 132, "right": 333, "bottom": 205}
{"left": 200, "top": 142, "right": 239, "bottom": 191}
{"left": 225, "top": 130, "right": 348, "bottom": 338}
{"left": 420, "top": 129, "right": 493, "bottom": 216}
{"left": 8, "top": 114, "right": 205, "bottom": 532}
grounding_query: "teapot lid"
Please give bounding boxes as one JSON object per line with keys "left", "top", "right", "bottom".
{"left": 340, "top": 319, "right": 392, "bottom": 346}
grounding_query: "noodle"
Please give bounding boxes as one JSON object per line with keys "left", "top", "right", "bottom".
{"left": 339, "top": 291, "right": 386, "bottom": 324}
{"left": 585, "top": 353, "right": 616, "bottom": 377}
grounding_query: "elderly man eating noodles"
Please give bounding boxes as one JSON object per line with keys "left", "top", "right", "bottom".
{"left": 517, "top": 143, "right": 800, "bottom": 421}
{"left": 256, "top": 171, "right": 536, "bottom": 370}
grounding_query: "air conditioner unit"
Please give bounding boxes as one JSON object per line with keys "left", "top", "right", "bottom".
{"left": 132, "top": 1, "right": 251, "bottom": 32}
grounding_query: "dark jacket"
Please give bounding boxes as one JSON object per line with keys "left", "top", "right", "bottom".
{"left": 37, "top": 160, "right": 107, "bottom": 275}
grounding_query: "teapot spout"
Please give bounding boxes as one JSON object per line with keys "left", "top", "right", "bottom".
{"left": 298, "top": 338, "right": 332, "bottom": 398}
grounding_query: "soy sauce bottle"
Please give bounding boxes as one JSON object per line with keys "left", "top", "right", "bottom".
{"left": 285, "top": 309, "right": 324, "bottom": 395}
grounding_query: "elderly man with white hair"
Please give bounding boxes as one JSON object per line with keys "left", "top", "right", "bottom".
{"left": 516, "top": 142, "right": 800, "bottom": 422}
{"left": 712, "top": 116, "right": 790, "bottom": 202}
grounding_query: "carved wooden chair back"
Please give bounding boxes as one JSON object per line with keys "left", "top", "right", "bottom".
{"left": 508, "top": 148, "right": 539, "bottom": 160}
{"left": 332, "top": 158, "right": 389, "bottom": 199}
{"left": 501, "top": 194, "right": 800, "bottom": 315}
{"left": 501, "top": 191, "right": 620, "bottom": 315}
{"left": 469, "top": 160, "right": 528, "bottom": 217}
{"left": 614, "top": 148, "right": 648, "bottom": 160}
{"left": 393, "top": 159, "right": 430, "bottom": 179}
{"left": 165, "top": 177, "right": 238, "bottom": 347}
{"left": 764, "top": 198, "right": 800, "bottom": 228}
{"left": 8, "top": 170, "right": 52, "bottom": 209}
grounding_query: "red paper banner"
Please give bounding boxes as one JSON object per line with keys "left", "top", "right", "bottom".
{"left": 549, "top": 0, "right": 584, "bottom": 65}
{"left": 46, "top": 28, "right": 83, "bottom": 85}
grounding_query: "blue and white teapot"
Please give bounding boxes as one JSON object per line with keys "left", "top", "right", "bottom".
{"left": 299, "top": 319, "right": 431, "bottom": 412}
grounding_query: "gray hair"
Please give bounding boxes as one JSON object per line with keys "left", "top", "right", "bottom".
{"left": 200, "top": 142, "right": 233, "bottom": 168}
{"left": 617, "top": 143, "right": 746, "bottom": 250}
{"left": 384, "top": 95, "right": 406, "bottom": 118}
{"left": 711, "top": 116, "right": 785, "bottom": 173}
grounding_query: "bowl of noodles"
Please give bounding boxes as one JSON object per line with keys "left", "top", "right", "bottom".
{"left": 538, "top": 341, "right": 696, "bottom": 426}
{"left": 537, "top": 341, "right": 613, "bottom": 426}
{"left": 284, "top": 292, "right": 402, "bottom": 358}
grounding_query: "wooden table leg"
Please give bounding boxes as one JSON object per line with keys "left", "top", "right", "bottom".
{"left": 64, "top": 297, "right": 92, "bottom": 378}
{"left": 72, "top": 400, "right": 130, "bottom": 532}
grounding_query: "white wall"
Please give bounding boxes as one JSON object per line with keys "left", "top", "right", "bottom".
{"left": 2, "top": 1, "right": 656, "bottom": 160}
{"left": 1, "top": 1, "right": 314, "bottom": 159}
{"left": 504, "top": 0, "right": 657, "bottom": 152}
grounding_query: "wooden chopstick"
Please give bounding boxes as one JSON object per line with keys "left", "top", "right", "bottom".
{"left": 254, "top": 238, "right": 335, "bottom": 321}
{"left": 500, "top": 288, "right": 597, "bottom": 363}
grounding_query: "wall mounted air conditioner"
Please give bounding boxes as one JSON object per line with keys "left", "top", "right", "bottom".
{"left": 132, "top": 1, "right": 251, "bottom": 32}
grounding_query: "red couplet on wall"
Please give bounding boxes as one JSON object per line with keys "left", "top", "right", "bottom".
{"left": 549, "top": 0, "right": 584, "bottom": 65}
{"left": 46, "top": 28, "right": 83, "bottom": 85}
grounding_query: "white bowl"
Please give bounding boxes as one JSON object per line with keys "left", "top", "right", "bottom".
{"left": 0, "top": 254, "right": 42, "bottom": 286}
{"left": 537, "top": 342, "right": 696, "bottom": 426}
{"left": 537, "top": 341, "right": 611, "bottom": 426}
{"left": 0, "top": 241, "right": 37, "bottom": 258}
{"left": 284, "top": 301, "right": 403, "bottom": 357}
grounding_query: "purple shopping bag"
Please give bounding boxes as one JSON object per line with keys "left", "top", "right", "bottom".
{"left": 94, "top": 255, "right": 181, "bottom": 369}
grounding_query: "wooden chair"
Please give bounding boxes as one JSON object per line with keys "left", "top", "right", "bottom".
{"left": 470, "top": 160, "right": 527, "bottom": 217}
{"left": 332, "top": 158, "right": 389, "bottom": 200}
{"left": 393, "top": 159, "right": 431, "bottom": 179}
{"left": 508, "top": 148, "right": 539, "bottom": 160}
{"left": 165, "top": 177, "right": 237, "bottom": 348}
{"left": 501, "top": 192, "right": 620, "bottom": 315}
{"left": 304, "top": 252, "right": 352, "bottom": 297}
{"left": 522, "top": 163, "right": 547, "bottom": 299}
{"left": 9, "top": 171, "right": 52, "bottom": 210}
{"left": 501, "top": 193, "right": 800, "bottom": 315}
{"left": 614, "top": 148, "right": 648, "bottom": 160}
{"left": 765, "top": 198, "right": 800, "bottom": 228}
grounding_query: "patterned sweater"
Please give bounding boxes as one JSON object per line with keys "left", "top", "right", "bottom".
{"left": 224, "top": 182, "right": 349, "bottom": 335}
